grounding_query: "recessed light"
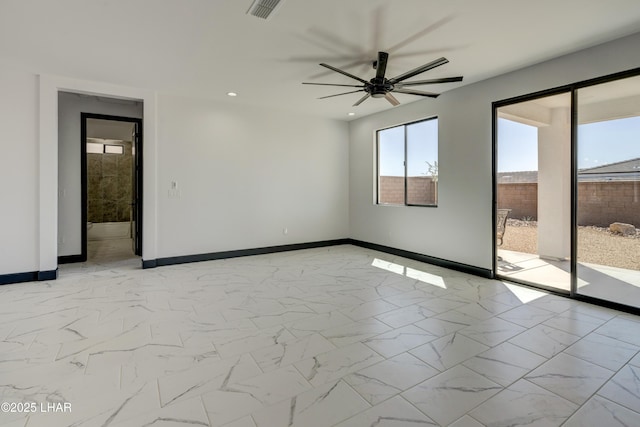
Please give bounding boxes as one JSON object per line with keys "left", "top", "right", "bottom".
{"left": 348, "top": 112, "right": 355, "bottom": 116}
{"left": 227, "top": 92, "right": 238, "bottom": 97}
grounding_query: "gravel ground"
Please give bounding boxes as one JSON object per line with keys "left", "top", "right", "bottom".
{"left": 501, "top": 219, "right": 640, "bottom": 270}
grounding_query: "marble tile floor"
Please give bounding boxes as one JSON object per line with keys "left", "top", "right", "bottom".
{"left": 1, "top": 244, "right": 640, "bottom": 426}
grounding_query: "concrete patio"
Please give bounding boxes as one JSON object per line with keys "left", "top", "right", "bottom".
{"left": 498, "top": 249, "right": 640, "bottom": 307}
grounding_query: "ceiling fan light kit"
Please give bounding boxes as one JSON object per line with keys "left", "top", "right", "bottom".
{"left": 303, "top": 51, "right": 463, "bottom": 107}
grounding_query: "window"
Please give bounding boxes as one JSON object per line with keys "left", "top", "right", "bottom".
{"left": 104, "top": 144, "right": 124, "bottom": 154}
{"left": 377, "top": 117, "right": 438, "bottom": 206}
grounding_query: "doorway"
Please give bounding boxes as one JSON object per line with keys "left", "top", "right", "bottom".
{"left": 494, "top": 69, "right": 640, "bottom": 313}
{"left": 82, "top": 113, "right": 143, "bottom": 262}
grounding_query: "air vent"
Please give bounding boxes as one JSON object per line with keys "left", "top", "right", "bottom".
{"left": 247, "top": 0, "right": 284, "bottom": 20}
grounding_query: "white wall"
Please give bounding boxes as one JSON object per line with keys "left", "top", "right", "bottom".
{"left": 156, "top": 94, "right": 349, "bottom": 258}
{"left": 2, "top": 69, "right": 345, "bottom": 277}
{"left": 58, "top": 92, "right": 143, "bottom": 256}
{"left": 2, "top": 31, "right": 639, "bottom": 279}
{"left": 349, "top": 32, "right": 640, "bottom": 271}
{"left": 0, "top": 61, "right": 39, "bottom": 274}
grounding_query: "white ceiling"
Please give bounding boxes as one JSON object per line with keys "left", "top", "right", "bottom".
{"left": 2, "top": 0, "right": 640, "bottom": 120}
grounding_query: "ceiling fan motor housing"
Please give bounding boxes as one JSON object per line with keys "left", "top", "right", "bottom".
{"left": 367, "top": 78, "right": 393, "bottom": 98}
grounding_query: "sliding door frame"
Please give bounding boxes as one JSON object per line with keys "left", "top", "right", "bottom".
{"left": 492, "top": 86, "right": 574, "bottom": 296}
{"left": 492, "top": 66, "right": 640, "bottom": 316}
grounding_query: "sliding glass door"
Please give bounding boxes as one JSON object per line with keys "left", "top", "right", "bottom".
{"left": 576, "top": 75, "right": 640, "bottom": 306}
{"left": 495, "top": 70, "right": 640, "bottom": 312}
{"left": 496, "top": 92, "right": 572, "bottom": 293}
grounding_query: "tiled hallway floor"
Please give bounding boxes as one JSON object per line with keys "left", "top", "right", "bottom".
{"left": 87, "top": 237, "right": 137, "bottom": 264}
{"left": 2, "top": 245, "right": 640, "bottom": 426}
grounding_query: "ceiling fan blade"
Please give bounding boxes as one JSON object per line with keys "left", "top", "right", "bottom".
{"left": 393, "top": 88, "right": 440, "bottom": 98}
{"left": 387, "top": 16, "right": 453, "bottom": 53}
{"left": 319, "top": 63, "right": 369, "bottom": 84}
{"left": 385, "top": 93, "right": 400, "bottom": 106}
{"left": 375, "top": 51, "right": 389, "bottom": 80}
{"left": 388, "top": 57, "right": 449, "bottom": 84}
{"left": 353, "top": 94, "right": 370, "bottom": 106}
{"left": 318, "top": 90, "right": 364, "bottom": 100}
{"left": 303, "top": 82, "right": 365, "bottom": 88}
{"left": 309, "top": 58, "right": 370, "bottom": 80}
{"left": 395, "top": 76, "right": 463, "bottom": 86}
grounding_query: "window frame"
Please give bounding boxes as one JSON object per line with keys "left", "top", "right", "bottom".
{"left": 376, "top": 116, "right": 439, "bottom": 207}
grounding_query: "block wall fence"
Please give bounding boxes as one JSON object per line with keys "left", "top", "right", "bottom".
{"left": 380, "top": 178, "right": 639, "bottom": 227}
{"left": 379, "top": 176, "right": 437, "bottom": 205}
{"left": 497, "top": 181, "right": 640, "bottom": 227}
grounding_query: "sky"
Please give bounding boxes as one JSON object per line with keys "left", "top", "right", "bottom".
{"left": 498, "top": 116, "right": 640, "bottom": 172}
{"left": 378, "top": 118, "right": 438, "bottom": 177}
{"left": 379, "top": 115, "right": 640, "bottom": 176}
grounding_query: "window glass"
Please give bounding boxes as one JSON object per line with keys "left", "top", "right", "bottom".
{"left": 378, "top": 126, "right": 405, "bottom": 205}
{"left": 377, "top": 118, "right": 438, "bottom": 206}
{"left": 407, "top": 119, "right": 438, "bottom": 205}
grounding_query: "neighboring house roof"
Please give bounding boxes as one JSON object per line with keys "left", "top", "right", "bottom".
{"left": 498, "top": 158, "right": 640, "bottom": 183}
{"left": 497, "top": 171, "right": 538, "bottom": 183}
{"left": 579, "top": 157, "right": 640, "bottom": 174}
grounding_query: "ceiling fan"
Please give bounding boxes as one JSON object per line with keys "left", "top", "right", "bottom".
{"left": 303, "top": 51, "right": 463, "bottom": 106}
